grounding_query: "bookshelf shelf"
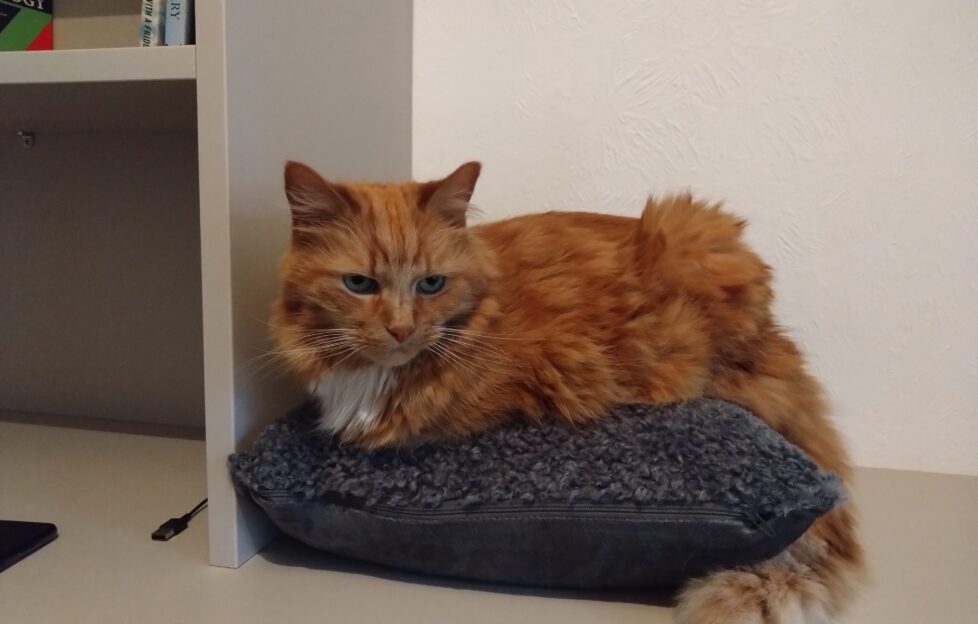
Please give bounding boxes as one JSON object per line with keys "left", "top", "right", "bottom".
{"left": 0, "top": 46, "right": 196, "bottom": 85}
{"left": 0, "top": 47, "right": 196, "bottom": 132}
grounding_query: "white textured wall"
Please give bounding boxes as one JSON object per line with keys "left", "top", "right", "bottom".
{"left": 414, "top": 0, "right": 978, "bottom": 475}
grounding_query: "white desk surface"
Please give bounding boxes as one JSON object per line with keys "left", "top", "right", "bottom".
{"left": 1, "top": 420, "right": 976, "bottom": 623}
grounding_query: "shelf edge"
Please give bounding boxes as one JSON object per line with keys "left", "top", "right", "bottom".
{"left": 0, "top": 46, "right": 196, "bottom": 85}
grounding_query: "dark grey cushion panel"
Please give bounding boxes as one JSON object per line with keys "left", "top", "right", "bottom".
{"left": 230, "top": 399, "right": 842, "bottom": 589}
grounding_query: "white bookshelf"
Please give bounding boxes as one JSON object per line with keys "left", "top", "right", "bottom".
{"left": 0, "top": 1, "right": 412, "bottom": 569}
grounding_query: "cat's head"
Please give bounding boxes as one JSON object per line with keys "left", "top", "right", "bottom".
{"left": 272, "top": 161, "right": 494, "bottom": 376}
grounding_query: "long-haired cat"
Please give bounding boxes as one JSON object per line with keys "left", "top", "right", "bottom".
{"left": 272, "top": 161, "right": 863, "bottom": 623}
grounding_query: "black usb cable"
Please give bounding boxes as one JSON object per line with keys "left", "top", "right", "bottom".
{"left": 151, "top": 498, "right": 207, "bottom": 541}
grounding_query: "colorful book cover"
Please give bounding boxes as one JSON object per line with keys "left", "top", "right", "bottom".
{"left": 164, "top": 0, "right": 193, "bottom": 46}
{"left": 0, "top": 0, "right": 53, "bottom": 51}
{"left": 138, "top": 0, "right": 165, "bottom": 47}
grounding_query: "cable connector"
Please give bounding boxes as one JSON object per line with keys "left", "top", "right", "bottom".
{"left": 151, "top": 498, "right": 207, "bottom": 542}
{"left": 151, "top": 517, "right": 190, "bottom": 541}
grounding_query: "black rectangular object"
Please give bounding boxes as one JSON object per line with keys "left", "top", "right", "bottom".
{"left": 0, "top": 520, "right": 58, "bottom": 573}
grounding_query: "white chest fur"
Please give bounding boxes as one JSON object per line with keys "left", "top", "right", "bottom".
{"left": 310, "top": 367, "right": 393, "bottom": 436}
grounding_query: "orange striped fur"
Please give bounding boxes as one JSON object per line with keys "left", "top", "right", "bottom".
{"left": 273, "top": 161, "right": 864, "bottom": 623}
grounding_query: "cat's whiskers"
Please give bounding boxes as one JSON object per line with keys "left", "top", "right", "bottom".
{"left": 439, "top": 327, "right": 540, "bottom": 342}
{"left": 437, "top": 334, "right": 525, "bottom": 370}
{"left": 428, "top": 342, "right": 484, "bottom": 378}
{"left": 296, "top": 331, "right": 358, "bottom": 344}
{"left": 330, "top": 345, "right": 366, "bottom": 369}
{"left": 243, "top": 348, "right": 315, "bottom": 379}
{"left": 294, "top": 330, "right": 359, "bottom": 347}
{"left": 438, "top": 333, "right": 507, "bottom": 358}
{"left": 247, "top": 345, "right": 342, "bottom": 376}
{"left": 315, "top": 346, "right": 362, "bottom": 360}
{"left": 298, "top": 337, "right": 358, "bottom": 352}
{"left": 437, "top": 330, "right": 538, "bottom": 374}
{"left": 436, "top": 333, "right": 516, "bottom": 377}
{"left": 258, "top": 317, "right": 356, "bottom": 335}
{"left": 426, "top": 344, "right": 453, "bottom": 371}
{"left": 242, "top": 329, "right": 362, "bottom": 379}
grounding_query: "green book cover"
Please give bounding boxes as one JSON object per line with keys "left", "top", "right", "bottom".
{"left": 0, "top": 0, "right": 53, "bottom": 51}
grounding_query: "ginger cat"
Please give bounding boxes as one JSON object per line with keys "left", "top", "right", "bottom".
{"left": 272, "top": 161, "right": 863, "bottom": 623}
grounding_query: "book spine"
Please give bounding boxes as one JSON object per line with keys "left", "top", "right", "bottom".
{"left": 164, "top": 0, "right": 193, "bottom": 46}
{"left": 138, "top": 0, "right": 166, "bottom": 47}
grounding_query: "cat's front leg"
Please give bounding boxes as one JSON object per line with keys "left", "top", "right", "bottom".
{"left": 344, "top": 406, "right": 415, "bottom": 448}
{"left": 345, "top": 400, "right": 458, "bottom": 449}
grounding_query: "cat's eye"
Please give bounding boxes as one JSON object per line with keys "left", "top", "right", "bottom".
{"left": 342, "top": 274, "right": 379, "bottom": 295}
{"left": 416, "top": 275, "right": 447, "bottom": 295}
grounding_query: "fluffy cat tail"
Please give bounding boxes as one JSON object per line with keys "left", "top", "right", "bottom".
{"left": 676, "top": 558, "right": 832, "bottom": 623}
{"left": 674, "top": 513, "right": 865, "bottom": 623}
{"left": 637, "top": 195, "right": 866, "bottom": 622}
{"left": 635, "top": 194, "right": 775, "bottom": 351}
{"left": 636, "top": 193, "right": 769, "bottom": 295}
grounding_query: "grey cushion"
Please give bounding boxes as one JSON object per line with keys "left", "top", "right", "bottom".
{"left": 229, "top": 398, "right": 841, "bottom": 589}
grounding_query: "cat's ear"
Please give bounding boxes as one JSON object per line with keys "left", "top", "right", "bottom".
{"left": 421, "top": 161, "right": 482, "bottom": 227}
{"left": 284, "top": 161, "right": 355, "bottom": 228}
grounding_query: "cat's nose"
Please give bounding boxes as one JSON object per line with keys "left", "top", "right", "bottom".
{"left": 386, "top": 324, "right": 415, "bottom": 343}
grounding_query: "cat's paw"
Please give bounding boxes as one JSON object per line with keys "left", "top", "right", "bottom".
{"left": 674, "top": 564, "right": 832, "bottom": 624}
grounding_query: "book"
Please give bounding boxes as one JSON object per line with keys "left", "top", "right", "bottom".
{"left": 0, "top": 0, "right": 53, "bottom": 51}
{"left": 164, "top": 0, "right": 193, "bottom": 46}
{"left": 138, "top": 0, "right": 165, "bottom": 47}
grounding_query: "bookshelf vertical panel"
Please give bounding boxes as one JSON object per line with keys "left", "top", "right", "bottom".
{"left": 196, "top": 0, "right": 413, "bottom": 567}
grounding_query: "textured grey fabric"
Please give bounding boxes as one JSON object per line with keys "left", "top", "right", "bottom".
{"left": 229, "top": 398, "right": 842, "bottom": 588}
